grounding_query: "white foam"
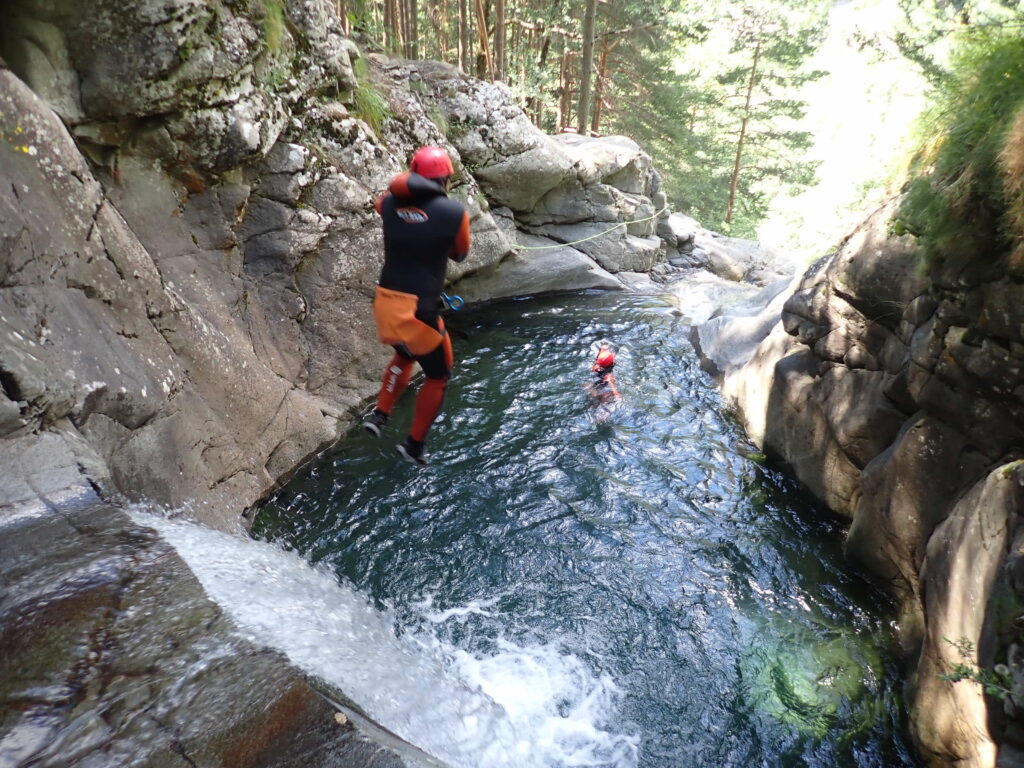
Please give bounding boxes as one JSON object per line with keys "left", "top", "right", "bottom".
{"left": 135, "top": 512, "right": 638, "bottom": 768}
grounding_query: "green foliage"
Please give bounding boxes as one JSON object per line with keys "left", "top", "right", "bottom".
{"left": 351, "top": 58, "right": 391, "bottom": 137}
{"left": 855, "top": 0, "right": 1024, "bottom": 87}
{"left": 426, "top": 105, "right": 449, "bottom": 138}
{"left": 938, "top": 637, "right": 1016, "bottom": 703}
{"left": 353, "top": 85, "right": 390, "bottom": 136}
{"left": 602, "top": 14, "right": 722, "bottom": 220}
{"left": 265, "top": 61, "right": 291, "bottom": 90}
{"left": 345, "top": 0, "right": 384, "bottom": 47}
{"left": 442, "top": 117, "right": 471, "bottom": 143}
{"left": 262, "top": 0, "right": 287, "bottom": 54}
{"left": 896, "top": 29, "right": 1024, "bottom": 274}
{"left": 335, "top": 0, "right": 830, "bottom": 238}
{"left": 607, "top": 0, "right": 828, "bottom": 237}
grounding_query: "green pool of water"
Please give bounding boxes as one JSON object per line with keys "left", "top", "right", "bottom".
{"left": 255, "top": 292, "right": 918, "bottom": 768}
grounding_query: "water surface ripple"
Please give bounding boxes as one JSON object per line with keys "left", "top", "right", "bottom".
{"left": 256, "top": 292, "right": 918, "bottom": 768}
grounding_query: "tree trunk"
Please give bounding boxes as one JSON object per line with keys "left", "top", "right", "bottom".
{"left": 409, "top": 0, "right": 419, "bottom": 58}
{"left": 558, "top": 47, "right": 573, "bottom": 131}
{"left": 440, "top": 0, "right": 450, "bottom": 62}
{"left": 335, "top": 0, "right": 348, "bottom": 34}
{"left": 428, "top": 0, "right": 443, "bottom": 60}
{"left": 384, "top": 0, "right": 395, "bottom": 51}
{"left": 536, "top": 27, "right": 551, "bottom": 127}
{"left": 397, "top": 0, "right": 405, "bottom": 56}
{"left": 725, "top": 36, "right": 761, "bottom": 225}
{"left": 519, "top": 25, "right": 529, "bottom": 108}
{"left": 590, "top": 36, "right": 609, "bottom": 135}
{"left": 459, "top": 0, "right": 470, "bottom": 70}
{"left": 494, "top": 0, "right": 505, "bottom": 81}
{"left": 395, "top": 0, "right": 407, "bottom": 53}
{"left": 576, "top": 0, "right": 597, "bottom": 134}
{"left": 474, "top": 0, "right": 494, "bottom": 79}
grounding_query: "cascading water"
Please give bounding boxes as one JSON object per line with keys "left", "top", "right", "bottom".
{"left": 148, "top": 291, "right": 920, "bottom": 768}
{"left": 136, "top": 511, "right": 635, "bottom": 768}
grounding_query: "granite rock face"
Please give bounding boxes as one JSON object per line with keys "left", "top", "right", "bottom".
{"left": 0, "top": 491, "right": 409, "bottom": 768}
{"left": 0, "top": 66, "right": 343, "bottom": 528}
{"left": 0, "top": 46, "right": 400, "bottom": 766}
{"left": 375, "top": 58, "right": 672, "bottom": 292}
{"left": 0, "top": 0, "right": 678, "bottom": 763}
{"left": 0, "top": 1, "right": 677, "bottom": 526}
{"left": 695, "top": 197, "right": 1024, "bottom": 767}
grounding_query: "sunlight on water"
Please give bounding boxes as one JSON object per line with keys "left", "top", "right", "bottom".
{"left": 245, "top": 292, "right": 919, "bottom": 768}
{"left": 135, "top": 512, "right": 638, "bottom": 768}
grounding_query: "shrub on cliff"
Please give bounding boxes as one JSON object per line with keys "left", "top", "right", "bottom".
{"left": 896, "top": 30, "right": 1024, "bottom": 278}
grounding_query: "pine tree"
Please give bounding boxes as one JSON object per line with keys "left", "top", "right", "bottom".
{"left": 711, "top": 0, "right": 827, "bottom": 232}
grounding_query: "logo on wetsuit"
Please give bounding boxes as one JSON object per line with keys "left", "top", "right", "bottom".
{"left": 396, "top": 206, "right": 429, "bottom": 223}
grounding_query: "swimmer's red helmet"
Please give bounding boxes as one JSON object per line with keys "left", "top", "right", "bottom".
{"left": 410, "top": 146, "right": 454, "bottom": 180}
{"left": 595, "top": 349, "right": 615, "bottom": 369}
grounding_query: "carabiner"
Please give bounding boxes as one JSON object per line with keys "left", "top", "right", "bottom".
{"left": 441, "top": 292, "right": 464, "bottom": 311}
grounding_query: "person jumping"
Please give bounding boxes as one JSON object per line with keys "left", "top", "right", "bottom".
{"left": 362, "top": 146, "right": 471, "bottom": 466}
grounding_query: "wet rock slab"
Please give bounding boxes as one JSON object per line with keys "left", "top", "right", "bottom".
{"left": 0, "top": 492, "right": 410, "bottom": 768}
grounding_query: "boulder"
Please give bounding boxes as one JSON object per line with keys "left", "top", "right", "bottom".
{"left": 452, "top": 231, "right": 623, "bottom": 300}
{"left": 403, "top": 59, "right": 668, "bottom": 251}
{"left": 472, "top": 141, "right": 575, "bottom": 211}
{"left": 1, "top": 0, "right": 356, "bottom": 172}
{"left": 552, "top": 133, "right": 655, "bottom": 194}
{"left": 694, "top": 276, "right": 796, "bottom": 380}
{"left": 617, "top": 271, "right": 662, "bottom": 293}
{"left": 0, "top": 66, "right": 347, "bottom": 528}
{"left": 715, "top": 191, "right": 1024, "bottom": 764}
{"left": 692, "top": 230, "right": 776, "bottom": 282}
{"left": 447, "top": 202, "right": 517, "bottom": 283}
{"left": 525, "top": 222, "right": 662, "bottom": 273}
{"left": 658, "top": 212, "right": 699, "bottom": 249}
{"left": 912, "top": 462, "right": 1024, "bottom": 766}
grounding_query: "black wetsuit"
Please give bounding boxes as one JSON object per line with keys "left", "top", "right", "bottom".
{"left": 370, "top": 172, "right": 471, "bottom": 445}
{"left": 376, "top": 172, "right": 470, "bottom": 328}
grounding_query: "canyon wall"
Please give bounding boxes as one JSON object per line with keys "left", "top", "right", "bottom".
{"left": 699, "top": 198, "right": 1024, "bottom": 766}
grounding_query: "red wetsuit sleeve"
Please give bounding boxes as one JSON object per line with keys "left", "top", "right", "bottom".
{"left": 451, "top": 210, "right": 471, "bottom": 262}
{"left": 388, "top": 173, "right": 412, "bottom": 198}
{"left": 377, "top": 174, "right": 412, "bottom": 214}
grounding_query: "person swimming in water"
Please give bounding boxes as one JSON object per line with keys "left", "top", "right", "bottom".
{"left": 585, "top": 347, "right": 620, "bottom": 421}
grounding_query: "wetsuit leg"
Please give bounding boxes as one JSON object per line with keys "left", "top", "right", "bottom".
{"left": 409, "top": 333, "right": 453, "bottom": 443}
{"left": 375, "top": 347, "right": 415, "bottom": 414}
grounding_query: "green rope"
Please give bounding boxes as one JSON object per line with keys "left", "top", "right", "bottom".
{"left": 512, "top": 205, "right": 670, "bottom": 251}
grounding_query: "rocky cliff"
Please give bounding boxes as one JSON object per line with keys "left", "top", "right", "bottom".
{"left": 0, "top": 0, "right": 675, "bottom": 526}
{"left": 698, "top": 198, "right": 1024, "bottom": 766}
{"left": 0, "top": 0, "right": 679, "bottom": 764}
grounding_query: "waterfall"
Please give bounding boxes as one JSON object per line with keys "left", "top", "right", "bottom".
{"left": 134, "top": 512, "right": 639, "bottom": 768}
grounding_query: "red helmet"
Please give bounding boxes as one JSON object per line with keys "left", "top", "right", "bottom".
{"left": 595, "top": 349, "right": 615, "bottom": 369}
{"left": 410, "top": 146, "right": 454, "bottom": 180}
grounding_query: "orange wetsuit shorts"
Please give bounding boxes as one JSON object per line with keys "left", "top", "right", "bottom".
{"left": 373, "top": 286, "right": 445, "bottom": 356}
